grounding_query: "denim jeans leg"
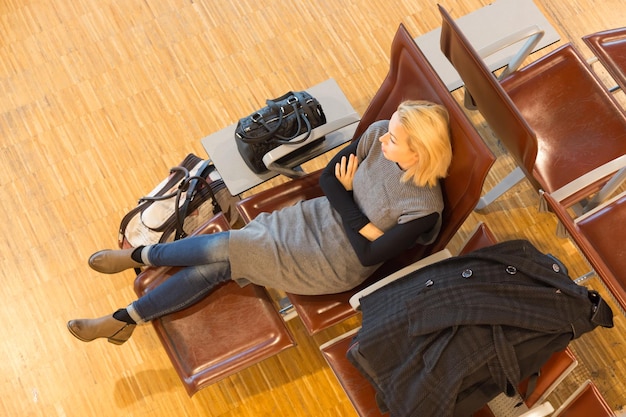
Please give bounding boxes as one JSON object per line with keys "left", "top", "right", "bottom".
{"left": 145, "top": 231, "right": 230, "bottom": 267}
{"left": 128, "top": 232, "right": 232, "bottom": 323}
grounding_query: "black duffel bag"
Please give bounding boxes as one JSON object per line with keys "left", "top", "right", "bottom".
{"left": 234, "top": 90, "right": 326, "bottom": 174}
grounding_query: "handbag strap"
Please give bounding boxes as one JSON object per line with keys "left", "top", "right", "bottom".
{"left": 171, "top": 161, "right": 221, "bottom": 240}
{"left": 118, "top": 154, "right": 209, "bottom": 246}
{"left": 237, "top": 94, "right": 313, "bottom": 144}
{"left": 271, "top": 98, "right": 312, "bottom": 144}
{"left": 138, "top": 166, "right": 190, "bottom": 202}
{"left": 236, "top": 99, "right": 286, "bottom": 143}
{"left": 118, "top": 166, "right": 191, "bottom": 246}
{"left": 247, "top": 100, "right": 285, "bottom": 141}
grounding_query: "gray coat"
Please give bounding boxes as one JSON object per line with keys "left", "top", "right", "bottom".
{"left": 347, "top": 240, "right": 614, "bottom": 417}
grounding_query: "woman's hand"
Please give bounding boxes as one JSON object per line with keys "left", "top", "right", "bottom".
{"left": 359, "top": 223, "right": 384, "bottom": 241}
{"left": 335, "top": 154, "right": 359, "bottom": 190}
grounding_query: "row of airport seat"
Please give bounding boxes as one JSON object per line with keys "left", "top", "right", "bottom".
{"left": 130, "top": 7, "right": 624, "bottom": 415}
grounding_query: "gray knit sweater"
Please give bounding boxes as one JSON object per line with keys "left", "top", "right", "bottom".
{"left": 228, "top": 121, "right": 444, "bottom": 295}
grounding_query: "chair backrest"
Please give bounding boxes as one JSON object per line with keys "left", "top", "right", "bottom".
{"left": 439, "top": 5, "right": 626, "bottom": 197}
{"left": 438, "top": 4, "right": 537, "bottom": 178}
{"left": 360, "top": 23, "right": 494, "bottom": 276}
{"left": 238, "top": 24, "right": 495, "bottom": 336}
{"left": 583, "top": 27, "right": 626, "bottom": 92}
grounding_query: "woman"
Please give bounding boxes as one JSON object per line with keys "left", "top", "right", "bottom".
{"left": 67, "top": 100, "right": 453, "bottom": 345}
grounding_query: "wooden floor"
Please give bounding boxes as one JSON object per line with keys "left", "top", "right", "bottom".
{"left": 1, "top": 0, "right": 625, "bottom": 416}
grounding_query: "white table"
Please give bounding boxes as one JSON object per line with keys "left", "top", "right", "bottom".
{"left": 201, "top": 78, "right": 360, "bottom": 195}
{"left": 415, "top": 0, "right": 560, "bottom": 91}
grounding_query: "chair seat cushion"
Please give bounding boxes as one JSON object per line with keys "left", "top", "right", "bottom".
{"left": 149, "top": 280, "right": 295, "bottom": 395}
{"left": 133, "top": 213, "right": 295, "bottom": 395}
{"left": 500, "top": 44, "right": 626, "bottom": 195}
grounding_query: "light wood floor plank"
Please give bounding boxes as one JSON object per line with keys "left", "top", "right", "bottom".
{"left": 1, "top": 0, "right": 625, "bottom": 416}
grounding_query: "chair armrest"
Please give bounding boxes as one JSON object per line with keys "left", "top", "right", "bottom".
{"left": 518, "top": 402, "right": 554, "bottom": 417}
{"left": 348, "top": 248, "right": 453, "bottom": 310}
{"left": 236, "top": 170, "right": 325, "bottom": 223}
{"left": 261, "top": 113, "right": 360, "bottom": 178}
{"left": 318, "top": 326, "right": 361, "bottom": 351}
{"left": 545, "top": 154, "right": 626, "bottom": 210}
{"left": 476, "top": 25, "right": 545, "bottom": 77}
{"left": 463, "top": 25, "right": 544, "bottom": 108}
{"left": 586, "top": 56, "right": 621, "bottom": 93}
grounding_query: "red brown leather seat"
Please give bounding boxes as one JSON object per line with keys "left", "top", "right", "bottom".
{"left": 475, "top": 347, "right": 577, "bottom": 416}
{"left": 542, "top": 189, "right": 626, "bottom": 313}
{"left": 583, "top": 27, "right": 626, "bottom": 92}
{"left": 472, "top": 405, "right": 497, "bottom": 417}
{"left": 552, "top": 380, "right": 616, "bottom": 417}
{"left": 439, "top": 5, "right": 626, "bottom": 209}
{"left": 320, "top": 224, "right": 583, "bottom": 417}
{"left": 236, "top": 23, "right": 495, "bottom": 335}
{"left": 133, "top": 213, "right": 295, "bottom": 396}
{"left": 320, "top": 223, "right": 498, "bottom": 417}
{"left": 518, "top": 347, "right": 578, "bottom": 408}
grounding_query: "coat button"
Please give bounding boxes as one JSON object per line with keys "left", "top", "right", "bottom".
{"left": 552, "top": 263, "right": 561, "bottom": 273}
{"left": 462, "top": 269, "right": 473, "bottom": 278}
{"left": 425, "top": 279, "right": 434, "bottom": 287}
{"left": 506, "top": 266, "right": 517, "bottom": 275}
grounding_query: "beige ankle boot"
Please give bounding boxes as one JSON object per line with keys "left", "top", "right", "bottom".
{"left": 88, "top": 248, "right": 143, "bottom": 274}
{"left": 67, "top": 315, "right": 136, "bottom": 345}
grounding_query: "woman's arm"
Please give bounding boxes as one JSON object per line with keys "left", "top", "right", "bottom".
{"left": 319, "top": 140, "right": 371, "bottom": 231}
{"left": 358, "top": 222, "right": 384, "bottom": 241}
{"left": 343, "top": 212, "right": 439, "bottom": 266}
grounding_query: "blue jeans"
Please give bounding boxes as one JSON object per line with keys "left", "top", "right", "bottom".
{"left": 127, "top": 231, "right": 231, "bottom": 323}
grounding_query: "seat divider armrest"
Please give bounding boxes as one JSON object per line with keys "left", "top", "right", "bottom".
{"left": 475, "top": 25, "right": 545, "bottom": 77}
{"left": 262, "top": 113, "right": 361, "bottom": 176}
{"left": 547, "top": 154, "right": 626, "bottom": 208}
{"left": 518, "top": 402, "right": 554, "bottom": 417}
{"left": 319, "top": 327, "right": 361, "bottom": 351}
{"left": 349, "top": 248, "right": 453, "bottom": 310}
{"left": 463, "top": 25, "right": 544, "bottom": 108}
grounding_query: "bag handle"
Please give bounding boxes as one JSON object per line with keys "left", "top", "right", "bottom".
{"left": 244, "top": 100, "right": 285, "bottom": 142}
{"left": 275, "top": 114, "right": 312, "bottom": 143}
{"left": 138, "top": 166, "right": 190, "bottom": 202}
{"left": 118, "top": 165, "right": 193, "bottom": 246}
{"left": 118, "top": 155, "right": 220, "bottom": 247}
{"left": 236, "top": 94, "right": 313, "bottom": 145}
{"left": 172, "top": 161, "right": 221, "bottom": 240}
{"left": 270, "top": 96, "right": 312, "bottom": 144}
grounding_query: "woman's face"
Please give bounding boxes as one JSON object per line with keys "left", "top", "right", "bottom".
{"left": 379, "top": 112, "right": 419, "bottom": 169}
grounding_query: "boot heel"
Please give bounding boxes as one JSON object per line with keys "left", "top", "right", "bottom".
{"left": 107, "top": 324, "right": 136, "bottom": 345}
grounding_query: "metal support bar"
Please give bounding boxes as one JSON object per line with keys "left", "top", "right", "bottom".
{"left": 583, "top": 166, "right": 626, "bottom": 213}
{"left": 574, "top": 271, "right": 596, "bottom": 284}
{"left": 475, "top": 167, "right": 526, "bottom": 211}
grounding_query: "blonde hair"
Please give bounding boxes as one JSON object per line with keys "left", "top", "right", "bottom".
{"left": 396, "top": 100, "right": 453, "bottom": 187}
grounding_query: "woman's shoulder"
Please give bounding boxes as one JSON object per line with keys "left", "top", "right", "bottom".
{"left": 357, "top": 120, "right": 389, "bottom": 154}
{"left": 359, "top": 120, "right": 389, "bottom": 140}
{"left": 366, "top": 119, "right": 389, "bottom": 133}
